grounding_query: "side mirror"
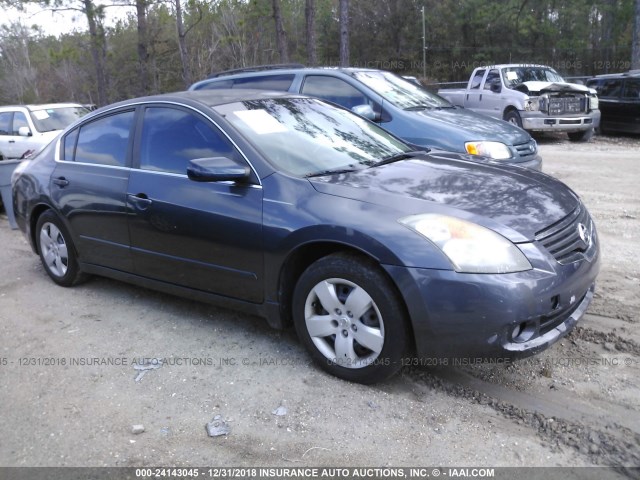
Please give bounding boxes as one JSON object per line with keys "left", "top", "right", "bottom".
{"left": 187, "top": 157, "right": 250, "bottom": 183}
{"left": 352, "top": 104, "right": 379, "bottom": 121}
{"left": 490, "top": 82, "right": 502, "bottom": 93}
{"left": 18, "top": 126, "right": 32, "bottom": 137}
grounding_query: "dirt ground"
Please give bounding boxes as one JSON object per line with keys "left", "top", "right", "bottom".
{"left": 0, "top": 133, "right": 639, "bottom": 475}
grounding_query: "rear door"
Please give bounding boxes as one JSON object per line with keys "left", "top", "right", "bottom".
{"left": 126, "top": 105, "right": 264, "bottom": 303}
{"left": 464, "top": 69, "right": 486, "bottom": 110}
{"left": 50, "top": 108, "right": 135, "bottom": 271}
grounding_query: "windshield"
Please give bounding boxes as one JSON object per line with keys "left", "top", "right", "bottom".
{"left": 215, "top": 97, "right": 411, "bottom": 177}
{"left": 29, "top": 106, "right": 89, "bottom": 133}
{"left": 351, "top": 70, "right": 451, "bottom": 109}
{"left": 501, "top": 67, "right": 565, "bottom": 88}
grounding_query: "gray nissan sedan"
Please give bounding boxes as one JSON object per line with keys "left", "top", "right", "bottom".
{"left": 12, "top": 90, "right": 599, "bottom": 384}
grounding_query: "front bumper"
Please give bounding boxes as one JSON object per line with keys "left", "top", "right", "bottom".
{"left": 521, "top": 111, "right": 601, "bottom": 132}
{"left": 384, "top": 237, "right": 600, "bottom": 361}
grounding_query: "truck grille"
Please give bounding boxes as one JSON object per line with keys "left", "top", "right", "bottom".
{"left": 548, "top": 96, "right": 587, "bottom": 115}
{"left": 514, "top": 139, "right": 537, "bottom": 158}
{"left": 535, "top": 205, "right": 592, "bottom": 264}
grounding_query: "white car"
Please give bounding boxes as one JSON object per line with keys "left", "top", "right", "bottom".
{"left": 0, "top": 103, "right": 89, "bottom": 160}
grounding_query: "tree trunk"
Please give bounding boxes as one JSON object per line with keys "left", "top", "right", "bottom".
{"left": 83, "top": 0, "right": 108, "bottom": 106}
{"left": 175, "top": 0, "right": 192, "bottom": 87}
{"left": 305, "top": 0, "right": 317, "bottom": 66}
{"left": 339, "top": 0, "right": 349, "bottom": 67}
{"left": 633, "top": 0, "right": 640, "bottom": 70}
{"left": 272, "top": 0, "right": 289, "bottom": 63}
{"left": 136, "top": 0, "right": 149, "bottom": 96}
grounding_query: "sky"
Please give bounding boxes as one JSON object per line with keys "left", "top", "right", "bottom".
{"left": 2, "top": 3, "right": 132, "bottom": 37}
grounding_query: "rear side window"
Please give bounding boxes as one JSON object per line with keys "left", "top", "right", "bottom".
{"left": 0, "top": 112, "right": 11, "bottom": 135}
{"left": 470, "top": 70, "right": 485, "bottom": 89}
{"left": 63, "top": 129, "right": 79, "bottom": 161}
{"left": 232, "top": 74, "right": 295, "bottom": 91}
{"left": 301, "top": 76, "right": 369, "bottom": 110}
{"left": 622, "top": 79, "right": 640, "bottom": 99}
{"left": 138, "top": 107, "right": 238, "bottom": 175}
{"left": 197, "top": 79, "right": 233, "bottom": 90}
{"left": 74, "top": 111, "right": 134, "bottom": 167}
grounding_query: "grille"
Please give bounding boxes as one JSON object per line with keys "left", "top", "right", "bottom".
{"left": 535, "top": 205, "right": 592, "bottom": 264}
{"left": 514, "top": 140, "right": 537, "bottom": 158}
{"left": 548, "top": 96, "right": 587, "bottom": 115}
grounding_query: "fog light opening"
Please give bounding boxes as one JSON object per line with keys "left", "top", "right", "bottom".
{"left": 512, "top": 321, "right": 536, "bottom": 343}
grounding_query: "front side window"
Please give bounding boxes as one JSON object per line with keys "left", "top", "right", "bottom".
{"left": 484, "top": 69, "right": 501, "bottom": 90}
{"left": 215, "top": 97, "right": 411, "bottom": 177}
{"left": 302, "top": 76, "right": 370, "bottom": 110}
{"left": 12, "top": 112, "right": 30, "bottom": 134}
{"left": 139, "top": 107, "right": 238, "bottom": 174}
{"left": 74, "top": 111, "right": 134, "bottom": 167}
{"left": 622, "top": 79, "right": 640, "bottom": 99}
{"left": 29, "top": 106, "right": 89, "bottom": 133}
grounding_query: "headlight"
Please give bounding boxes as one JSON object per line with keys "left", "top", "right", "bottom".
{"left": 399, "top": 214, "right": 532, "bottom": 273}
{"left": 589, "top": 95, "right": 599, "bottom": 111}
{"left": 524, "top": 97, "right": 540, "bottom": 112}
{"left": 464, "top": 141, "right": 512, "bottom": 160}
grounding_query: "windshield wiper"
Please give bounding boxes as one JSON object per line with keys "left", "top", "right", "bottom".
{"left": 372, "top": 150, "right": 426, "bottom": 167}
{"left": 305, "top": 167, "right": 360, "bottom": 178}
{"left": 404, "top": 105, "right": 435, "bottom": 111}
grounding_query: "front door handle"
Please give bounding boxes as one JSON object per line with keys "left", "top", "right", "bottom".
{"left": 53, "top": 177, "right": 69, "bottom": 187}
{"left": 128, "top": 193, "right": 153, "bottom": 210}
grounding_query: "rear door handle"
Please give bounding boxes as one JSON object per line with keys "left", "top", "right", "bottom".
{"left": 53, "top": 177, "right": 69, "bottom": 187}
{"left": 9, "top": 140, "right": 15, "bottom": 143}
{"left": 128, "top": 193, "right": 153, "bottom": 210}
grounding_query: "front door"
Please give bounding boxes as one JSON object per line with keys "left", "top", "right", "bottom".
{"left": 127, "top": 105, "right": 264, "bottom": 303}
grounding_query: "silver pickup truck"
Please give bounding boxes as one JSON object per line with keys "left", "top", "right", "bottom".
{"left": 439, "top": 64, "right": 601, "bottom": 142}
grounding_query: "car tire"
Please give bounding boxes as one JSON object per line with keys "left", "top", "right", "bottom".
{"left": 292, "top": 252, "right": 410, "bottom": 384}
{"left": 35, "top": 210, "right": 87, "bottom": 287}
{"left": 504, "top": 110, "right": 523, "bottom": 128}
{"left": 568, "top": 128, "right": 594, "bottom": 142}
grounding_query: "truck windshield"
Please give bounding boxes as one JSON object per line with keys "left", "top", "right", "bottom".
{"left": 29, "top": 106, "right": 89, "bottom": 133}
{"left": 502, "top": 67, "right": 565, "bottom": 89}
{"left": 352, "top": 71, "right": 451, "bottom": 110}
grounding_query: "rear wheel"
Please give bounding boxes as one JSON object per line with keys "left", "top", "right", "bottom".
{"left": 292, "top": 253, "right": 410, "bottom": 384}
{"left": 35, "top": 210, "right": 87, "bottom": 287}
{"left": 568, "top": 128, "right": 594, "bottom": 142}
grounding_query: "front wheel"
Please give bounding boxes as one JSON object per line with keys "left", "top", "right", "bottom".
{"left": 568, "top": 128, "right": 594, "bottom": 142}
{"left": 504, "top": 110, "right": 523, "bottom": 128}
{"left": 292, "top": 253, "right": 410, "bottom": 384}
{"left": 35, "top": 210, "right": 87, "bottom": 287}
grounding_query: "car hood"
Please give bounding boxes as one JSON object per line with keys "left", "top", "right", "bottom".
{"left": 412, "top": 106, "right": 531, "bottom": 145}
{"left": 515, "top": 81, "right": 597, "bottom": 95}
{"left": 309, "top": 152, "right": 579, "bottom": 243}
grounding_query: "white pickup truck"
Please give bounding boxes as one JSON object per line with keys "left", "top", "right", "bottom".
{"left": 439, "top": 64, "right": 601, "bottom": 142}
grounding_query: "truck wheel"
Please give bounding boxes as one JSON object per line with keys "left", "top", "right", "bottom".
{"left": 568, "top": 129, "right": 594, "bottom": 142}
{"left": 504, "top": 110, "right": 523, "bottom": 128}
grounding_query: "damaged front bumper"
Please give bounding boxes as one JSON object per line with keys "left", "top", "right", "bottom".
{"left": 521, "top": 110, "right": 601, "bottom": 132}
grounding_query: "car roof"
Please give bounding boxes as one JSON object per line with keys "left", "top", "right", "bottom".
{"left": 0, "top": 103, "right": 86, "bottom": 111}
{"left": 474, "top": 64, "right": 557, "bottom": 70}
{"left": 95, "top": 89, "right": 303, "bottom": 112}
{"left": 189, "top": 66, "right": 390, "bottom": 90}
{"left": 588, "top": 70, "right": 640, "bottom": 80}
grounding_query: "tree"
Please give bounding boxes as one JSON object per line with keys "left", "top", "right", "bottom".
{"left": 339, "top": 0, "right": 348, "bottom": 66}
{"left": 633, "top": 0, "right": 640, "bottom": 69}
{"left": 136, "top": 0, "right": 150, "bottom": 95}
{"left": 305, "top": 0, "right": 317, "bottom": 65}
{"left": 272, "top": 0, "right": 288, "bottom": 63}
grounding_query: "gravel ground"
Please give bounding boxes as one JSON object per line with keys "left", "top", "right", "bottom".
{"left": 0, "top": 133, "right": 638, "bottom": 475}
